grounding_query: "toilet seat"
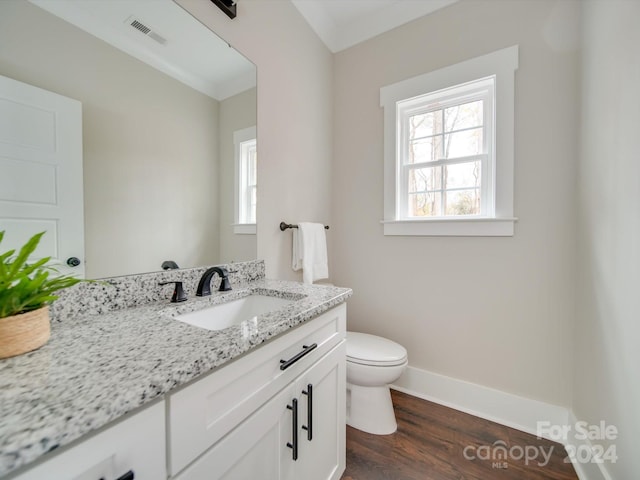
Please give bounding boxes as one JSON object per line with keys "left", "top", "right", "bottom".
{"left": 346, "top": 332, "right": 408, "bottom": 367}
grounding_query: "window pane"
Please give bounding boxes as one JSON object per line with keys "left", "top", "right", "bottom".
{"left": 408, "top": 192, "right": 441, "bottom": 217}
{"left": 248, "top": 147, "right": 257, "bottom": 184}
{"left": 409, "top": 110, "right": 443, "bottom": 139}
{"left": 444, "top": 127, "right": 483, "bottom": 158}
{"left": 408, "top": 166, "right": 441, "bottom": 193}
{"left": 409, "top": 136, "right": 443, "bottom": 164}
{"left": 249, "top": 186, "right": 257, "bottom": 223}
{"left": 444, "top": 189, "right": 480, "bottom": 216}
{"left": 444, "top": 100, "right": 483, "bottom": 132}
{"left": 444, "top": 161, "right": 480, "bottom": 189}
{"left": 239, "top": 138, "right": 257, "bottom": 224}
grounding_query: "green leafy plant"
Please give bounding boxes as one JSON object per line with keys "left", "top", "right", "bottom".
{"left": 0, "top": 231, "right": 83, "bottom": 319}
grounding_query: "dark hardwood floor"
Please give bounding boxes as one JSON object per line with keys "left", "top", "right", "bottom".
{"left": 342, "top": 390, "right": 578, "bottom": 480}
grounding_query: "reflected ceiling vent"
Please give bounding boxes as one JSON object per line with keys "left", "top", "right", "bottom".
{"left": 125, "top": 16, "right": 167, "bottom": 45}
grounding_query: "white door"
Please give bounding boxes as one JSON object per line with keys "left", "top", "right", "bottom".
{"left": 0, "top": 74, "right": 84, "bottom": 277}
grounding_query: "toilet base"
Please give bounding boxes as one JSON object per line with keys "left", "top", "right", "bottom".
{"left": 346, "top": 382, "right": 397, "bottom": 435}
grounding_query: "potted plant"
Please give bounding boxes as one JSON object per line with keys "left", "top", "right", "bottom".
{"left": 0, "top": 231, "right": 83, "bottom": 359}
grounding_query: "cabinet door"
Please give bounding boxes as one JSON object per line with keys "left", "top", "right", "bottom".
{"left": 174, "top": 384, "right": 297, "bottom": 480}
{"left": 295, "top": 342, "right": 346, "bottom": 480}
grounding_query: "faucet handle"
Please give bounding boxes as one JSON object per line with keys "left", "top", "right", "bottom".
{"left": 219, "top": 276, "right": 232, "bottom": 292}
{"left": 159, "top": 281, "right": 187, "bottom": 303}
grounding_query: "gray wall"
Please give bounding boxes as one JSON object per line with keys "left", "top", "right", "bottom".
{"left": 575, "top": 1, "right": 640, "bottom": 478}
{"left": 331, "top": 0, "right": 580, "bottom": 406}
{"left": 179, "top": 0, "right": 334, "bottom": 281}
{"left": 219, "top": 87, "right": 257, "bottom": 263}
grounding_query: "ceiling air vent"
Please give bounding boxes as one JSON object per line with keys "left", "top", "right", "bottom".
{"left": 125, "top": 16, "right": 167, "bottom": 45}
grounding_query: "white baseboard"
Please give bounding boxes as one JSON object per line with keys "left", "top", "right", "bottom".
{"left": 566, "top": 411, "right": 613, "bottom": 480}
{"left": 391, "top": 366, "right": 618, "bottom": 480}
{"left": 391, "top": 365, "right": 569, "bottom": 441}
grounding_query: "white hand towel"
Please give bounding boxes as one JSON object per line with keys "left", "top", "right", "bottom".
{"left": 292, "top": 228, "right": 303, "bottom": 272}
{"left": 291, "top": 222, "right": 328, "bottom": 284}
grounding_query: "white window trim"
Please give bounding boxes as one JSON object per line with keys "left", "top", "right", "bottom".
{"left": 233, "top": 125, "right": 256, "bottom": 235}
{"left": 380, "top": 45, "right": 519, "bottom": 236}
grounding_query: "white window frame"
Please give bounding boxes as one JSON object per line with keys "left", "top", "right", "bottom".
{"left": 233, "top": 126, "right": 256, "bottom": 235}
{"left": 380, "top": 45, "right": 519, "bottom": 236}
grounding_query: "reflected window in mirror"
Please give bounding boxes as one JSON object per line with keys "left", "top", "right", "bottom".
{"left": 234, "top": 126, "right": 257, "bottom": 235}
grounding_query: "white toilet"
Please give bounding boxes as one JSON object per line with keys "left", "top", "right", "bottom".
{"left": 346, "top": 332, "right": 408, "bottom": 435}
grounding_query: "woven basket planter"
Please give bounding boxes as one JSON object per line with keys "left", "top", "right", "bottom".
{"left": 0, "top": 306, "right": 50, "bottom": 359}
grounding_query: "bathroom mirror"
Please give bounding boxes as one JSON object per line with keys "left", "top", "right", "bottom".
{"left": 0, "top": 0, "right": 257, "bottom": 279}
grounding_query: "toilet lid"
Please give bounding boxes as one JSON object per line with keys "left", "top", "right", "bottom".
{"left": 346, "top": 332, "right": 407, "bottom": 366}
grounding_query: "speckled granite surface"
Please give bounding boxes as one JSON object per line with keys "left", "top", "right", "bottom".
{"left": 50, "top": 259, "right": 265, "bottom": 321}
{"left": 0, "top": 262, "right": 351, "bottom": 477}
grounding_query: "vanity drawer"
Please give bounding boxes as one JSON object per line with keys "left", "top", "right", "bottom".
{"left": 12, "top": 401, "right": 165, "bottom": 480}
{"left": 168, "top": 303, "right": 346, "bottom": 476}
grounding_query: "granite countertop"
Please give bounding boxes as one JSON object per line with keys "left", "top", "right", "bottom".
{"left": 0, "top": 279, "right": 352, "bottom": 477}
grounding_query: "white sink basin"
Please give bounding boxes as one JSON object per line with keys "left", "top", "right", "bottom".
{"left": 174, "top": 294, "right": 293, "bottom": 331}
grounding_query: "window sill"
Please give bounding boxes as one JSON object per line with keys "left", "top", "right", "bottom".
{"left": 381, "top": 217, "right": 517, "bottom": 237}
{"left": 233, "top": 224, "right": 256, "bottom": 235}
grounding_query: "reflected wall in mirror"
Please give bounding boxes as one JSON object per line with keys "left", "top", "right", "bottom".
{"left": 0, "top": 0, "right": 257, "bottom": 279}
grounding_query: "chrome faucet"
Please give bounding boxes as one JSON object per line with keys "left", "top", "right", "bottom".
{"left": 196, "top": 267, "right": 232, "bottom": 296}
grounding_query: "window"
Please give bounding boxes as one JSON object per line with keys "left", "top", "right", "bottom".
{"left": 239, "top": 138, "right": 257, "bottom": 222}
{"left": 399, "top": 78, "right": 493, "bottom": 219}
{"left": 234, "top": 126, "right": 257, "bottom": 234}
{"left": 380, "top": 45, "right": 519, "bottom": 236}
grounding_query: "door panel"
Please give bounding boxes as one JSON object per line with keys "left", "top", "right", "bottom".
{"left": 0, "top": 74, "right": 84, "bottom": 277}
{"left": 0, "top": 156, "right": 57, "bottom": 204}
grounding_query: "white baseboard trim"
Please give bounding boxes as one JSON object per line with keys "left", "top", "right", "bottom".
{"left": 391, "top": 366, "right": 619, "bottom": 480}
{"left": 566, "top": 411, "right": 614, "bottom": 480}
{"left": 391, "top": 365, "right": 569, "bottom": 441}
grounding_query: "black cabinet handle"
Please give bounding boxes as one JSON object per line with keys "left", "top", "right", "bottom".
{"left": 116, "top": 471, "right": 134, "bottom": 480}
{"left": 286, "top": 398, "right": 298, "bottom": 461}
{"left": 302, "top": 383, "right": 313, "bottom": 441}
{"left": 280, "top": 344, "right": 317, "bottom": 371}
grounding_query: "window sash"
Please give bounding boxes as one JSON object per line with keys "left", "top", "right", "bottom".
{"left": 403, "top": 157, "right": 485, "bottom": 217}
{"left": 239, "top": 140, "right": 257, "bottom": 224}
{"left": 396, "top": 79, "right": 494, "bottom": 220}
{"left": 404, "top": 155, "right": 486, "bottom": 193}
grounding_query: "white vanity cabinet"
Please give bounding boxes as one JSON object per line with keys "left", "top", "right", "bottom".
{"left": 174, "top": 344, "right": 345, "bottom": 480}
{"left": 8, "top": 303, "right": 347, "bottom": 480}
{"left": 11, "top": 401, "right": 166, "bottom": 480}
{"left": 169, "top": 304, "right": 346, "bottom": 480}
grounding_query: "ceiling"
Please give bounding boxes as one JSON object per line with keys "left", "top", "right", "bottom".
{"left": 27, "top": 0, "right": 457, "bottom": 96}
{"left": 28, "top": 0, "right": 256, "bottom": 101}
{"left": 291, "top": 0, "right": 459, "bottom": 53}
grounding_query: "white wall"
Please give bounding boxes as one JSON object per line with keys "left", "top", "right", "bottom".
{"left": 575, "top": 1, "right": 640, "bottom": 478}
{"left": 218, "top": 87, "right": 257, "bottom": 262}
{"left": 332, "top": 0, "right": 580, "bottom": 406}
{"left": 178, "top": 0, "right": 334, "bottom": 281}
{"left": 0, "top": 1, "right": 221, "bottom": 278}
